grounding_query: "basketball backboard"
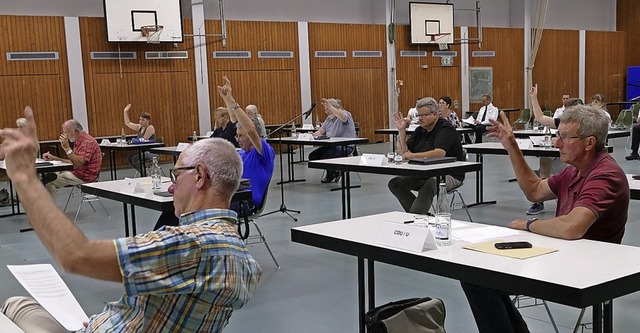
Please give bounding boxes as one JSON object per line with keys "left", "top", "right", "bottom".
{"left": 409, "top": 2, "right": 454, "bottom": 45}
{"left": 103, "top": 0, "right": 183, "bottom": 43}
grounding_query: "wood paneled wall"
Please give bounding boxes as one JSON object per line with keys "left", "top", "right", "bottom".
{"left": 585, "top": 30, "right": 626, "bottom": 118}
{"left": 468, "top": 27, "right": 524, "bottom": 122}
{"left": 395, "top": 25, "right": 461, "bottom": 119}
{"left": 205, "top": 20, "right": 301, "bottom": 131}
{"left": 79, "top": 17, "right": 197, "bottom": 148}
{"left": 308, "top": 23, "right": 388, "bottom": 142}
{"left": 617, "top": 0, "right": 640, "bottom": 70}
{"left": 0, "top": 16, "right": 71, "bottom": 140}
{"left": 531, "top": 29, "right": 579, "bottom": 110}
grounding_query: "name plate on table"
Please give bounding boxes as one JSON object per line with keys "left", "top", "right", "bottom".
{"left": 298, "top": 133, "right": 314, "bottom": 141}
{"left": 360, "top": 154, "right": 384, "bottom": 166}
{"left": 374, "top": 221, "right": 438, "bottom": 252}
{"left": 100, "top": 139, "right": 111, "bottom": 145}
{"left": 121, "top": 178, "right": 146, "bottom": 194}
{"left": 176, "top": 142, "right": 190, "bottom": 151}
{"left": 205, "top": 131, "right": 214, "bottom": 137}
{"left": 515, "top": 138, "right": 532, "bottom": 149}
{"left": 301, "top": 124, "right": 314, "bottom": 130}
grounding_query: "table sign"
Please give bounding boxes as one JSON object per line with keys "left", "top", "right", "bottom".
{"left": 298, "top": 133, "right": 314, "bottom": 140}
{"left": 205, "top": 131, "right": 214, "bottom": 137}
{"left": 360, "top": 154, "right": 384, "bottom": 166}
{"left": 120, "top": 178, "right": 145, "bottom": 194}
{"left": 176, "top": 142, "right": 190, "bottom": 151}
{"left": 374, "top": 220, "right": 438, "bottom": 252}
{"left": 302, "top": 124, "right": 315, "bottom": 130}
{"left": 100, "top": 139, "right": 111, "bottom": 145}
{"left": 515, "top": 139, "right": 532, "bottom": 149}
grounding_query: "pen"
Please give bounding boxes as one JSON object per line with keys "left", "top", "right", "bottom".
{"left": 403, "top": 220, "right": 413, "bottom": 224}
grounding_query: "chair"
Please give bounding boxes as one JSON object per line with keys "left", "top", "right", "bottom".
{"left": 243, "top": 181, "right": 280, "bottom": 268}
{"left": 631, "top": 103, "right": 640, "bottom": 122}
{"left": 511, "top": 296, "right": 560, "bottom": 333}
{"left": 612, "top": 109, "right": 633, "bottom": 129}
{"left": 63, "top": 173, "right": 110, "bottom": 223}
{"left": 512, "top": 108, "right": 531, "bottom": 129}
{"left": 432, "top": 149, "right": 473, "bottom": 222}
{"left": 543, "top": 109, "right": 553, "bottom": 117}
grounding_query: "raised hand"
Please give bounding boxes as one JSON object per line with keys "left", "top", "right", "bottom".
{"left": 59, "top": 132, "right": 70, "bottom": 151}
{"left": 486, "top": 111, "right": 515, "bottom": 144}
{"left": 529, "top": 84, "right": 538, "bottom": 99}
{"left": 123, "top": 104, "right": 131, "bottom": 113}
{"left": 392, "top": 111, "right": 409, "bottom": 130}
{"left": 0, "top": 106, "right": 40, "bottom": 180}
{"left": 217, "top": 76, "right": 234, "bottom": 102}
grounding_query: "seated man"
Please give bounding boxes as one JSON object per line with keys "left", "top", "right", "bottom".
{"left": 310, "top": 98, "right": 357, "bottom": 183}
{"left": 388, "top": 97, "right": 465, "bottom": 214}
{"left": 211, "top": 107, "right": 239, "bottom": 147}
{"left": 461, "top": 106, "right": 629, "bottom": 333}
{"left": 0, "top": 108, "right": 262, "bottom": 332}
{"left": 245, "top": 104, "right": 267, "bottom": 138}
{"left": 466, "top": 94, "right": 498, "bottom": 143}
{"left": 153, "top": 77, "right": 275, "bottom": 230}
{"left": 626, "top": 112, "right": 640, "bottom": 160}
{"left": 41, "top": 119, "right": 102, "bottom": 197}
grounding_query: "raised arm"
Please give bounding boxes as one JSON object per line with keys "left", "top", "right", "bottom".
{"left": 123, "top": 104, "right": 140, "bottom": 131}
{"left": 323, "top": 98, "right": 349, "bottom": 122}
{"left": 392, "top": 111, "right": 410, "bottom": 154}
{"left": 217, "top": 77, "right": 262, "bottom": 153}
{"left": 529, "top": 85, "right": 556, "bottom": 128}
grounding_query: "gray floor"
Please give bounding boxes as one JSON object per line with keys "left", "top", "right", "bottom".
{"left": 1, "top": 137, "right": 639, "bottom": 332}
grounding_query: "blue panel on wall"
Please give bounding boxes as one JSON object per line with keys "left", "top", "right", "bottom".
{"left": 627, "top": 66, "right": 640, "bottom": 103}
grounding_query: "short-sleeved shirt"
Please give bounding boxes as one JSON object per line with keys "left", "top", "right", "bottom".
{"left": 547, "top": 150, "right": 629, "bottom": 244}
{"left": 71, "top": 132, "right": 102, "bottom": 182}
{"left": 213, "top": 121, "right": 239, "bottom": 147}
{"left": 84, "top": 209, "right": 262, "bottom": 332}
{"left": 239, "top": 139, "right": 275, "bottom": 208}
{"left": 321, "top": 111, "right": 356, "bottom": 138}
{"left": 444, "top": 110, "right": 461, "bottom": 128}
{"left": 406, "top": 118, "right": 465, "bottom": 181}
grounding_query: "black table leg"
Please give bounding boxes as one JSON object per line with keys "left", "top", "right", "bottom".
{"left": 367, "top": 259, "right": 375, "bottom": 310}
{"left": 131, "top": 204, "right": 137, "bottom": 235}
{"left": 593, "top": 303, "right": 603, "bottom": 333}
{"left": 123, "top": 203, "right": 129, "bottom": 237}
{"left": 468, "top": 153, "right": 496, "bottom": 208}
{"left": 358, "top": 257, "right": 365, "bottom": 333}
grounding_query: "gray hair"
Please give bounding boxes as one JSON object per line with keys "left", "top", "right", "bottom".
{"left": 415, "top": 97, "right": 439, "bottom": 115}
{"left": 63, "top": 119, "right": 83, "bottom": 131}
{"left": 245, "top": 104, "right": 259, "bottom": 117}
{"left": 560, "top": 105, "right": 609, "bottom": 152}
{"left": 235, "top": 117, "right": 262, "bottom": 133}
{"left": 326, "top": 98, "right": 342, "bottom": 109}
{"left": 181, "top": 138, "right": 243, "bottom": 198}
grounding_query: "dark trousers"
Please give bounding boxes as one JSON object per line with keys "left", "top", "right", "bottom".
{"left": 308, "top": 145, "right": 354, "bottom": 177}
{"left": 461, "top": 282, "right": 530, "bottom": 333}
{"left": 631, "top": 124, "right": 640, "bottom": 154}
{"left": 472, "top": 124, "right": 488, "bottom": 143}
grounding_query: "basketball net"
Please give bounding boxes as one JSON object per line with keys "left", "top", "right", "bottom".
{"left": 140, "top": 25, "right": 164, "bottom": 44}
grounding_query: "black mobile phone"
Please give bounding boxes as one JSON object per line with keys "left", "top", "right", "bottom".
{"left": 494, "top": 241, "right": 532, "bottom": 250}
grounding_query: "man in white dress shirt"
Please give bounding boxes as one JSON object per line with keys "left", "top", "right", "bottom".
{"left": 469, "top": 94, "right": 499, "bottom": 143}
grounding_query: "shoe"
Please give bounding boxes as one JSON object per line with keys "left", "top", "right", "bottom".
{"left": 625, "top": 153, "right": 640, "bottom": 160}
{"left": 526, "top": 202, "right": 545, "bottom": 215}
{"left": 321, "top": 171, "right": 336, "bottom": 183}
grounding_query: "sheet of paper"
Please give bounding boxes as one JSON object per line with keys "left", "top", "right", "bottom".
{"left": 462, "top": 116, "right": 475, "bottom": 125}
{"left": 0, "top": 312, "right": 25, "bottom": 333}
{"left": 463, "top": 240, "right": 558, "bottom": 259}
{"left": 452, "top": 225, "right": 522, "bottom": 243}
{"left": 7, "top": 264, "right": 89, "bottom": 331}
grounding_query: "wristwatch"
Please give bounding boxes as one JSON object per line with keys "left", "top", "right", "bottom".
{"left": 231, "top": 103, "right": 241, "bottom": 110}
{"left": 65, "top": 148, "right": 73, "bottom": 155}
{"left": 525, "top": 217, "right": 538, "bottom": 232}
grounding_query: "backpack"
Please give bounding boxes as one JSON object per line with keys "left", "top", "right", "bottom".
{"left": 365, "top": 297, "right": 446, "bottom": 333}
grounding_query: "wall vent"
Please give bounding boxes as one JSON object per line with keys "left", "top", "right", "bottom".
{"left": 353, "top": 51, "right": 382, "bottom": 58}
{"left": 315, "top": 51, "right": 347, "bottom": 58}
{"left": 258, "top": 51, "right": 294, "bottom": 58}
{"left": 399, "top": 50, "right": 427, "bottom": 57}
{"left": 90, "top": 52, "right": 137, "bottom": 60}
{"left": 432, "top": 51, "right": 458, "bottom": 57}
{"left": 472, "top": 51, "right": 496, "bottom": 57}
{"left": 213, "top": 51, "right": 251, "bottom": 59}
{"left": 7, "top": 52, "right": 59, "bottom": 61}
{"left": 145, "top": 51, "right": 188, "bottom": 59}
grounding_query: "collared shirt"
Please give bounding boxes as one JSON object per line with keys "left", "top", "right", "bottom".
{"left": 477, "top": 103, "right": 499, "bottom": 125}
{"left": 321, "top": 110, "right": 356, "bottom": 138}
{"left": 84, "top": 209, "right": 262, "bottom": 332}
{"left": 547, "top": 150, "right": 629, "bottom": 244}
{"left": 71, "top": 132, "right": 102, "bottom": 182}
{"left": 553, "top": 106, "right": 565, "bottom": 119}
{"left": 212, "top": 121, "right": 239, "bottom": 147}
{"left": 406, "top": 118, "right": 465, "bottom": 181}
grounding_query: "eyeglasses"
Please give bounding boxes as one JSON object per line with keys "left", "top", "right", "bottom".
{"left": 169, "top": 166, "right": 196, "bottom": 183}
{"left": 557, "top": 133, "right": 581, "bottom": 142}
{"left": 417, "top": 113, "right": 431, "bottom": 118}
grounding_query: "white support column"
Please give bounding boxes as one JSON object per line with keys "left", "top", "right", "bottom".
{"left": 523, "top": 0, "right": 532, "bottom": 108}
{"left": 298, "top": 22, "right": 312, "bottom": 124}
{"left": 191, "top": 0, "right": 212, "bottom": 134}
{"left": 579, "top": 30, "right": 586, "bottom": 101}
{"left": 460, "top": 26, "right": 470, "bottom": 114}
{"left": 64, "top": 17, "right": 89, "bottom": 131}
{"left": 386, "top": 0, "right": 397, "bottom": 130}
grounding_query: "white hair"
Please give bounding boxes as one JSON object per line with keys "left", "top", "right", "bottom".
{"left": 181, "top": 138, "right": 243, "bottom": 198}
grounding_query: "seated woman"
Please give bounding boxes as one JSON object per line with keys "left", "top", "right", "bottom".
{"left": 122, "top": 104, "right": 157, "bottom": 174}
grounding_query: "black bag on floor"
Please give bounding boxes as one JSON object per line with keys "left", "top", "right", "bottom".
{"left": 365, "top": 297, "right": 446, "bottom": 333}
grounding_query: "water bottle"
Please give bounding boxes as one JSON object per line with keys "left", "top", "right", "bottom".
{"left": 150, "top": 157, "right": 162, "bottom": 190}
{"left": 120, "top": 128, "right": 126, "bottom": 145}
{"left": 435, "top": 182, "right": 451, "bottom": 246}
{"left": 543, "top": 126, "right": 552, "bottom": 148}
{"left": 291, "top": 123, "right": 297, "bottom": 138}
{"left": 192, "top": 130, "right": 198, "bottom": 142}
{"left": 394, "top": 138, "right": 403, "bottom": 164}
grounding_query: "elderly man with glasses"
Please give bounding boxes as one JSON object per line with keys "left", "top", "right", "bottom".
{"left": 387, "top": 97, "right": 466, "bottom": 214}
{"left": 0, "top": 108, "right": 261, "bottom": 332}
{"left": 461, "top": 106, "right": 629, "bottom": 333}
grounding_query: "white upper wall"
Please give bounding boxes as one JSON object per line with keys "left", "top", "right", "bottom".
{"left": 0, "top": 0, "right": 616, "bottom": 31}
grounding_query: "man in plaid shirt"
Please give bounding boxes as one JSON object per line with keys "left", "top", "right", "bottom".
{"left": 0, "top": 108, "right": 262, "bottom": 332}
{"left": 42, "top": 119, "right": 102, "bottom": 197}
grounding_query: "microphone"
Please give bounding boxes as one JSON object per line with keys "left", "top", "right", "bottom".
{"left": 304, "top": 102, "right": 316, "bottom": 119}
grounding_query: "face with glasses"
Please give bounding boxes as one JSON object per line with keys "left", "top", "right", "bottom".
{"left": 416, "top": 106, "right": 438, "bottom": 129}
{"left": 555, "top": 122, "right": 594, "bottom": 165}
{"left": 169, "top": 156, "right": 201, "bottom": 216}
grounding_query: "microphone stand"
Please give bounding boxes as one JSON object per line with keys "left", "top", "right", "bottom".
{"left": 261, "top": 107, "right": 314, "bottom": 221}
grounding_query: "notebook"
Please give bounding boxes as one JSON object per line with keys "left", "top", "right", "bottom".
{"left": 407, "top": 156, "right": 457, "bottom": 165}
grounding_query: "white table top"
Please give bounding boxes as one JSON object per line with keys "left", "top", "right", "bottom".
{"left": 266, "top": 136, "right": 369, "bottom": 145}
{"left": 292, "top": 211, "right": 640, "bottom": 308}
{"left": 307, "top": 155, "right": 481, "bottom": 176}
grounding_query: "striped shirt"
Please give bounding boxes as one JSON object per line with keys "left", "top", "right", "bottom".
{"left": 83, "top": 209, "right": 262, "bottom": 332}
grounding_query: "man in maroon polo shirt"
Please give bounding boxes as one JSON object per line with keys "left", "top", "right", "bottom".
{"left": 461, "top": 104, "right": 629, "bottom": 333}
{"left": 42, "top": 119, "right": 102, "bottom": 197}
